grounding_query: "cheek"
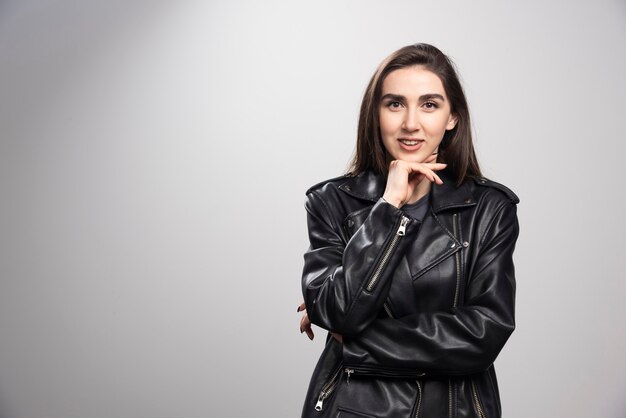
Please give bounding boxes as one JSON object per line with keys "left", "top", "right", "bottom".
{"left": 379, "top": 112, "right": 400, "bottom": 135}
{"left": 425, "top": 115, "right": 452, "bottom": 136}
{"left": 378, "top": 113, "right": 390, "bottom": 134}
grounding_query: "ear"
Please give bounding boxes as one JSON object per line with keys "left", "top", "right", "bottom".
{"left": 446, "top": 114, "right": 458, "bottom": 130}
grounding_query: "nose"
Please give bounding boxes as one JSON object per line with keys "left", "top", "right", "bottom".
{"left": 402, "top": 109, "right": 420, "bottom": 132}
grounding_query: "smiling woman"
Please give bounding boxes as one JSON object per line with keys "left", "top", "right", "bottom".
{"left": 379, "top": 67, "right": 457, "bottom": 169}
{"left": 298, "top": 44, "right": 519, "bottom": 418}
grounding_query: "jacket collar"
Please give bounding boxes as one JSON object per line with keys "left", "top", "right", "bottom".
{"left": 338, "top": 169, "right": 477, "bottom": 213}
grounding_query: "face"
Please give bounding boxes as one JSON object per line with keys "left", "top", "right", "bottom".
{"left": 379, "top": 65, "right": 457, "bottom": 164}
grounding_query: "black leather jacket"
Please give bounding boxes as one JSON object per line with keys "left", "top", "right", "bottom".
{"left": 301, "top": 169, "right": 519, "bottom": 418}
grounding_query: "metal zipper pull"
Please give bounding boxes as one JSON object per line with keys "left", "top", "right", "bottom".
{"left": 345, "top": 368, "right": 354, "bottom": 384}
{"left": 397, "top": 216, "right": 409, "bottom": 236}
{"left": 314, "top": 363, "right": 343, "bottom": 411}
{"left": 315, "top": 393, "right": 326, "bottom": 411}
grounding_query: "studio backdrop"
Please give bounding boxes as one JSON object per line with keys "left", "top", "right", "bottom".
{"left": 0, "top": 1, "right": 625, "bottom": 417}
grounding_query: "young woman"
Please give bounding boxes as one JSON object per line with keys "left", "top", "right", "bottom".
{"left": 298, "top": 43, "right": 519, "bottom": 418}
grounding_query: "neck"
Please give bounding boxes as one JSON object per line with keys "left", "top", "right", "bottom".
{"left": 406, "top": 180, "right": 431, "bottom": 204}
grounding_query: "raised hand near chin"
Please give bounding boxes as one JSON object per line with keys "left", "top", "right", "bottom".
{"left": 382, "top": 154, "right": 446, "bottom": 208}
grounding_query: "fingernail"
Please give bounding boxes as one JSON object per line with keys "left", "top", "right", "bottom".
{"left": 308, "top": 334, "right": 314, "bottom": 341}
{"left": 297, "top": 306, "right": 302, "bottom": 312}
{"left": 300, "top": 327, "right": 304, "bottom": 333}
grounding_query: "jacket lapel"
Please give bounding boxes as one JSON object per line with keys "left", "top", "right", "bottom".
{"left": 338, "top": 171, "right": 386, "bottom": 202}
{"left": 409, "top": 171, "right": 477, "bottom": 277}
{"left": 339, "top": 170, "right": 478, "bottom": 315}
{"left": 338, "top": 169, "right": 478, "bottom": 210}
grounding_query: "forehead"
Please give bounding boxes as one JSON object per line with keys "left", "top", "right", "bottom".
{"left": 382, "top": 65, "right": 446, "bottom": 96}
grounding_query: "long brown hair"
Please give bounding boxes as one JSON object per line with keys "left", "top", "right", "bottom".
{"left": 349, "top": 43, "right": 481, "bottom": 185}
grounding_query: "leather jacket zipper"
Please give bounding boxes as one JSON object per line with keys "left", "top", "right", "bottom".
{"left": 315, "top": 362, "right": 343, "bottom": 411}
{"left": 343, "top": 365, "right": 425, "bottom": 381}
{"left": 448, "top": 379, "right": 454, "bottom": 418}
{"left": 366, "top": 216, "right": 410, "bottom": 291}
{"left": 452, "top": 213, "right": 461, "bottom": 308}
{"left": 471, "top": 380, "right": 486, "bottom": 418}
{"left": 414, "top": 380, "right": 422, "bottom": 418}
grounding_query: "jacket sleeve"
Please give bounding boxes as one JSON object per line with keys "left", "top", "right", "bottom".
{"left": 342, "top": 201, "right": 519, "bottom": 376}
{"left": 302, "top": 191, "right": 420, "bottom": 336}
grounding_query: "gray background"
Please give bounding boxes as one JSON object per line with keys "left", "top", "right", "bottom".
{"left": 1, "top": 0, "right": 625, "bottom": 417}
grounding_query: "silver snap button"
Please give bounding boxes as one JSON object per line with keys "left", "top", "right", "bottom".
{"left": 450, "top": 242, "right": 456, "bottom": 248}
{"left": 462, "top": 241, "right": 469, "bottom": 247}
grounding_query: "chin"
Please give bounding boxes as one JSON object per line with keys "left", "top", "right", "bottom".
{"left": 398, "top": 152, "right": 430, "bottom": 163}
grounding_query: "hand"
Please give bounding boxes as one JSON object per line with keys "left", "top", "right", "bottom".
{"left": 298, "top": 302, "right": 314, "bottom": 340}
{"left": 298, "top": 302, "right": 342, "bottom": 343}
{"left": 382, "top": 154, "right": 447, "bottom": 208}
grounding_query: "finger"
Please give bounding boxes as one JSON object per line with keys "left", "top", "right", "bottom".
{"left": 413, "top": 165, "right": 437, "bottom": 182}
{"left": 300, "top": 314, "right": 314, "bottom": 340}
{"left": 299, "top": 313, "right": 309, "bottom": 329}
{"left": 300, "top": 324, "right": 314, "bottom": 340}
{"left": 407, "top": 172, "right": 425, "bottom": 186}
{"left": 433, "top": 172, "right": 443, "bottom": 184}
{"left": 427, "top": 169, "right": 444, "bottom": 184}
{"left": 404, "top": 162, "right": 446, "bottom": 172}
{"left": 297, "top": 302, "right": 306, "bottom": 312}
{"left": 421, "top": 162, "right": 447, "bottom": 171}
{"left": 421, "top": 167, "right": 442, "bottom": 184}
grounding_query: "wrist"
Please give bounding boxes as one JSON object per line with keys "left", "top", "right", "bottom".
{"left": 382, "top": 194, "right": 402, "bottom": 208}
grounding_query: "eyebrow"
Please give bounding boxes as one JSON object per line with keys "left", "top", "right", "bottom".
{"left": 381, "top": 93, "right": 446, "bottom": 102}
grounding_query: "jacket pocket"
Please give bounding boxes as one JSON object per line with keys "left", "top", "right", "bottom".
{"left": 332, "top": 371, "right": 420, "bottom": 417}
{"left": 336, "top": 407, "right": 378, "bottom": 418}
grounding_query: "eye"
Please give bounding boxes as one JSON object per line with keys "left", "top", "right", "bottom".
{"left": 423, "top": 101, "right": 439, "bottom": 110}
{"left": 386, "top": 101, "right": 403, "bottom": 110}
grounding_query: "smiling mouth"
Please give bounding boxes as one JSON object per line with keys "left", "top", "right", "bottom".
{"left": 399, "top": 139, "right": 423, "bottom": 146}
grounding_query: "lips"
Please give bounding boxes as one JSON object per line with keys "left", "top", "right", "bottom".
{"left": 399, "top": 138, "right": 423, "bottom": 145}
{"left": 397, "top": 138, "right": 425, "bottom": 151}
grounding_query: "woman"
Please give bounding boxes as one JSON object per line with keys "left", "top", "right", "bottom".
{"left": 298, "top": 43, "right": 519, "bottom": 418}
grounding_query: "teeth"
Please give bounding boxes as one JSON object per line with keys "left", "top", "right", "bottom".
{"left": 400, "top": 139, "right": 419, "bottom": 145}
